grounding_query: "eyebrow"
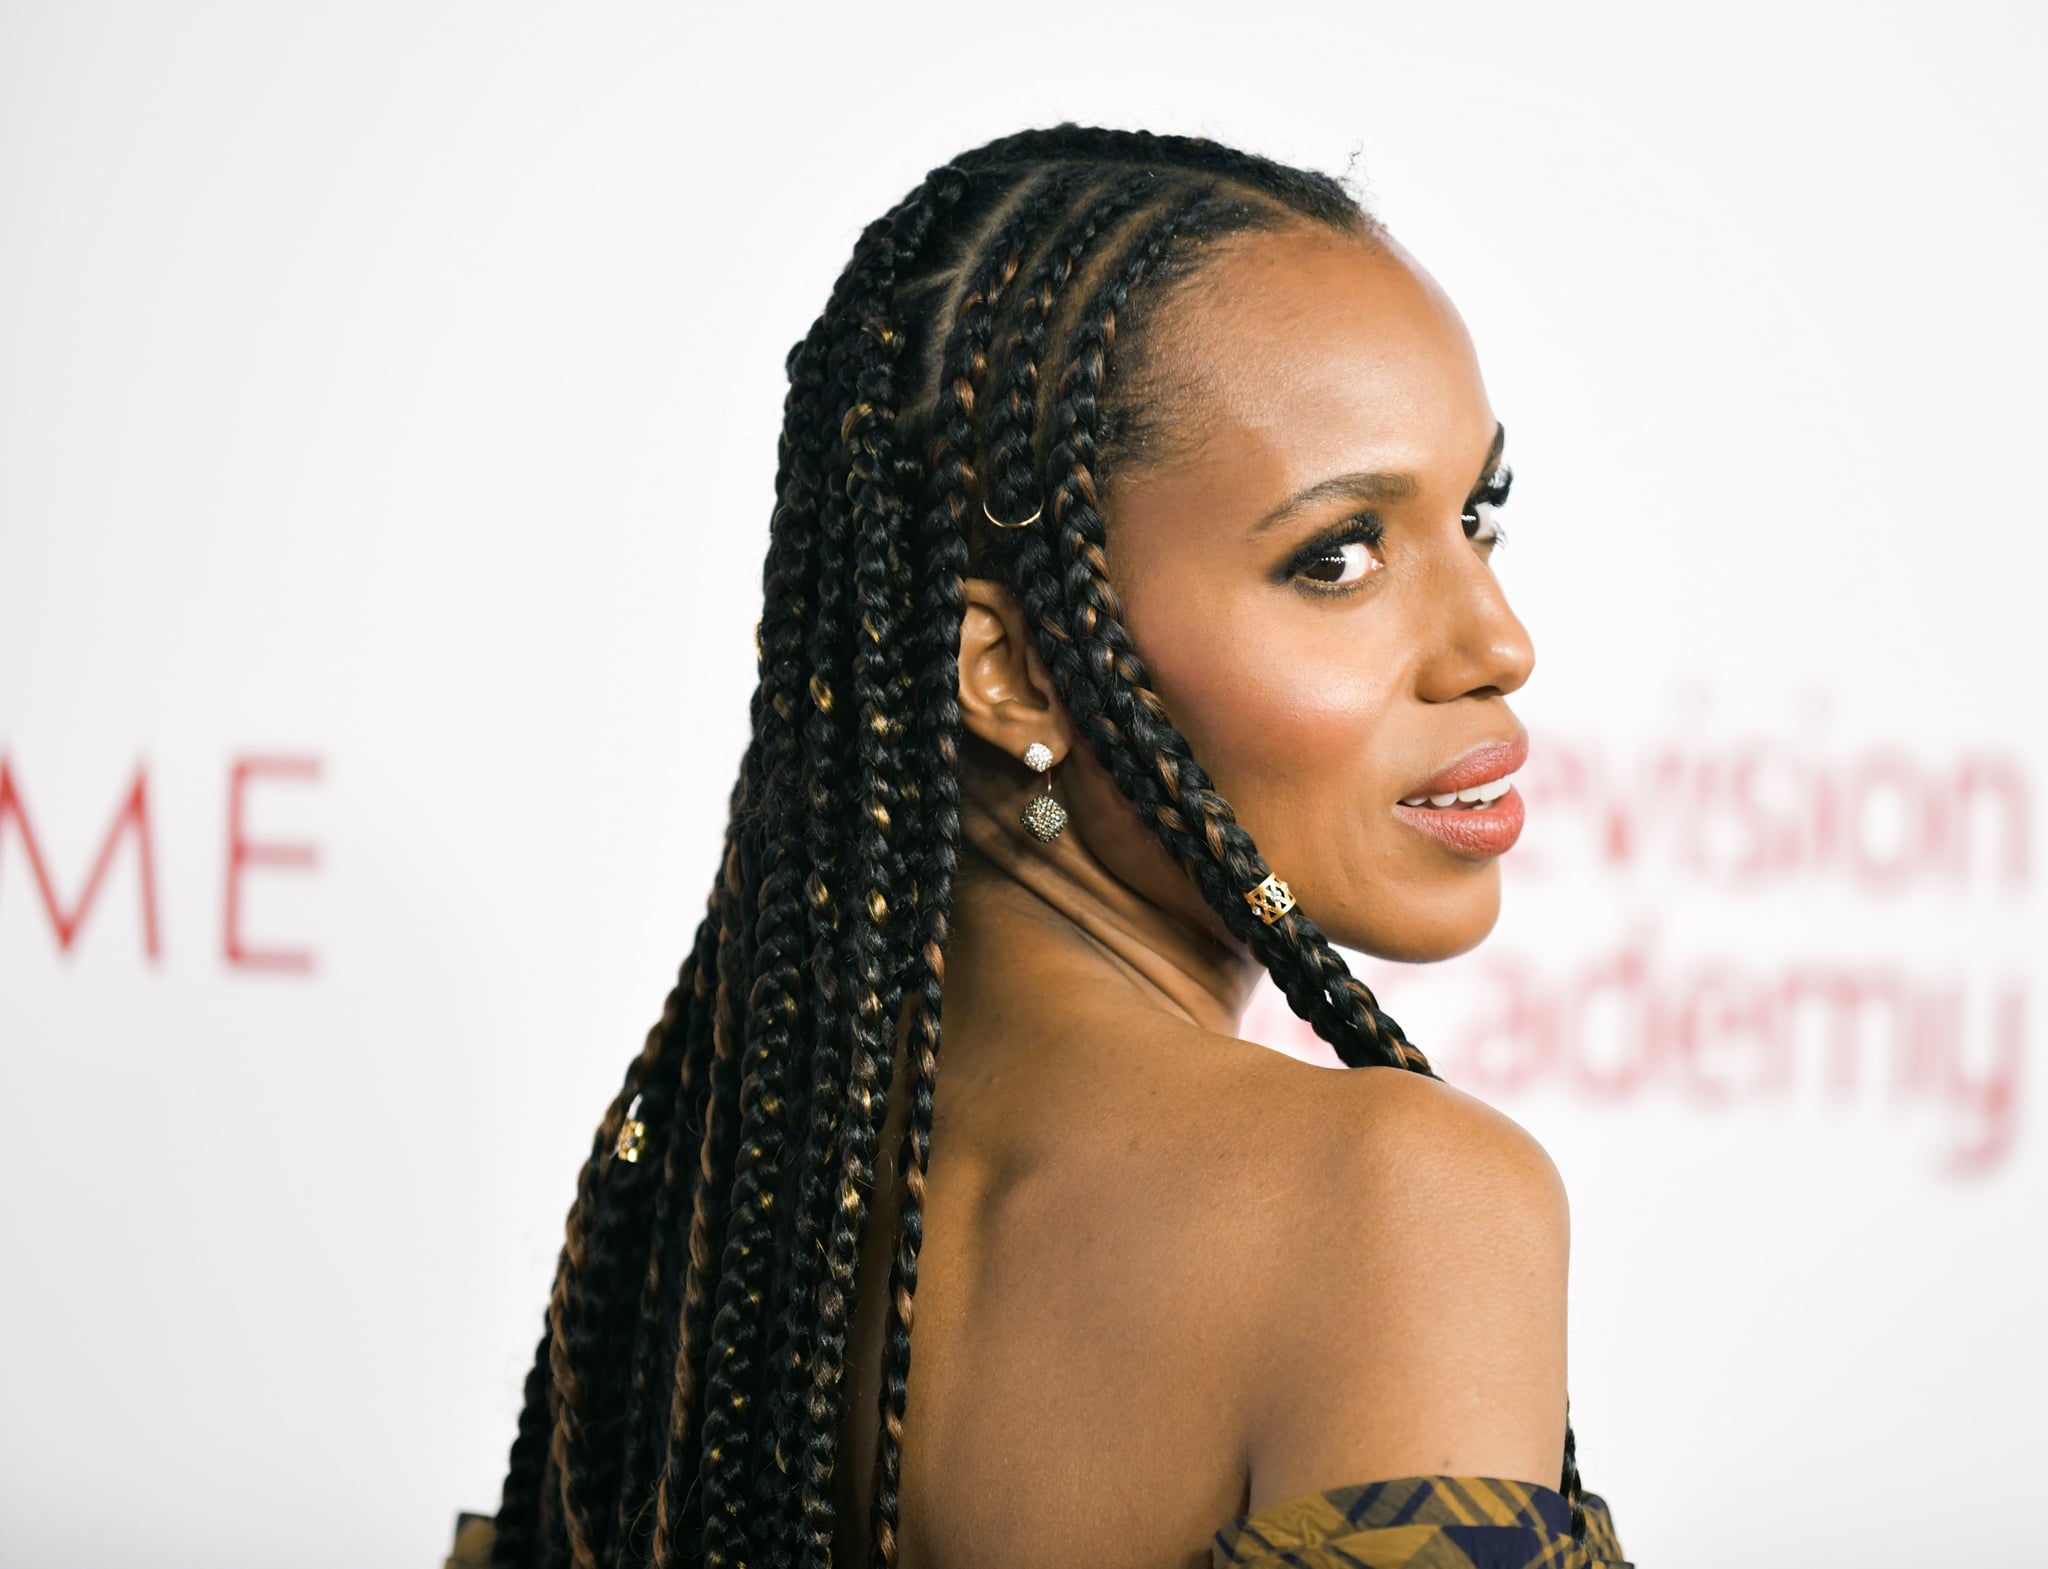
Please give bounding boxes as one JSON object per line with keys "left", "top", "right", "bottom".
{"left": 1251, "top": 421, "right": 1506, "bottom": 536}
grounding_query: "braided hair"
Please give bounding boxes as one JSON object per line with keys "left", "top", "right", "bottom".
{"left": 491, "top": 123, "right": 1589, "bottom": 1569}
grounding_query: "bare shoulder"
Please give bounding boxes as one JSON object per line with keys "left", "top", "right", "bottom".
{"left": 1319, "top": 1059, "right": 1569, "bottom": 1228}
{"left": 1234, "top": 1053, "right": 1572, "bottom": 1511}
{"left": 1214, "top": 1042, "right": 1568, "bottom": 1232}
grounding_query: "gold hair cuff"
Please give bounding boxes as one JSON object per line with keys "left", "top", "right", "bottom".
{"left": 1245, "top": 874, "right": 1296, "bottom": 925}
{"left": 615, "top": 1093, "right": 648, "bottom": 1163}
{"left": 983, "top": 496, "right": 1042, "bottom": 530}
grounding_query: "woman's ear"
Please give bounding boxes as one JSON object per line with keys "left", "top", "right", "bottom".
{"left": 957, "top": 577, "right": 1077, "bottom": 765}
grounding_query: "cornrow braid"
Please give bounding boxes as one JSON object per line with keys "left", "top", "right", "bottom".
{"left": 612, "top": 895, "right": 726, "bottom": 1559}
{"left": 731, "top": 256, "right": 890, "bottom": 1569}
{"left": 637, "top": 299, "right": 843, "bottom": 1564}
{"left": 790, "top": 171, "right": 976, "bottom": 1569}
{"left": 738, "top": 167, "right": 983, "bottom": 1569}
{"left": 978, "top": 167, "right": 1172, "bottom": 530}
{"left": 693, "top": 173, "right": 948, "bottom": 1569}
{"left": 862, "top": 161, "right": 1097, "bottom": 1569}
{"left": 488, "top": 123, "right": 1588, "bottom": 1569}
{"left": 953, "top": 124, "right": 1365, "bottom": 231}
{"left": 649, "top": 827, "right": 751, "bottom": 1566}
{"left": 1016, "top": 192, "right": 1431, "bottom": 1072}
{"left": 691, "top": 525, "right": 839, "bottom": 1564}
{"left": 540, "top": 1007, "right": 685, "bottom": 1569}
{"left": 560, "top": 904, "right": 729, "bottom": 1568}
{"left": 490, "top": 1315, "right": 558, "bottom": 1569}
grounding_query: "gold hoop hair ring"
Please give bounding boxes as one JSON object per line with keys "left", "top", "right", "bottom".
{"left": 1244, "top": 874, "right": 1296, "bottom": 925}
{"left": 983, "top": 496, "right": 1043, "bottom": 530}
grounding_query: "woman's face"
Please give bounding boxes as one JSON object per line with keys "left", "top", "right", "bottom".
{"left": 1063, "top": 221, "right": 1533, "bottom": 963}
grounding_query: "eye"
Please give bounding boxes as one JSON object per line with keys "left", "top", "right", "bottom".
{"left": 1463, "top": 466, "right": 1512, "bottom": 551}
{"left": 1286, "top": 516, "right": 1384, "bottom": 593}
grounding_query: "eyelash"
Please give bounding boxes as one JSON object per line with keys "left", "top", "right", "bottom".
{"left": 1283, "top": 465, "right": 1515, "bottom": 594}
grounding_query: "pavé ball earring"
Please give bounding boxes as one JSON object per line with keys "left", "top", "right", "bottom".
{"left": 1019, "top": 741, "right": 1068, "bottom": 844}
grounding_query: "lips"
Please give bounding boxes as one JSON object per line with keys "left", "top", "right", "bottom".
{"left": 1392, "top": 731, "right": 1529, "bottom": 860}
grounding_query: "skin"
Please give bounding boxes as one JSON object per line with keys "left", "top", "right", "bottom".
{"left": 833, "top": 221, "right": 1568, "bottom": 1569}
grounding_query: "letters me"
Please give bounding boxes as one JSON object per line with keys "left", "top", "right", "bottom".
{"left": 0, "top": 753, "right": 323, "bottom": 972}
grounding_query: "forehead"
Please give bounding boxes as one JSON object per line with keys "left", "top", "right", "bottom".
{"left": 1134, "top": 223, "right": 1492, "bottom": 492}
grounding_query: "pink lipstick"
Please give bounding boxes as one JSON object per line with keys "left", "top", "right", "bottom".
{"left": 1393, "top": 732, "right": 1528, "bottom": 860}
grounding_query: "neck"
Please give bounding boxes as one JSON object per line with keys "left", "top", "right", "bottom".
{"left": 951, "top": 788, "right": 1263, "bottom": 1038}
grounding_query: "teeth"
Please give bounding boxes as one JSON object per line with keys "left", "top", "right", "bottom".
{"left": 1401, "top": 771, "right": 1516, "bottom": 809}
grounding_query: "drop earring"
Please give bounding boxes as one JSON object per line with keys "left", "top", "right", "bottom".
{"left": 1019, "top": 741, "right": 1068, "bottom": 843}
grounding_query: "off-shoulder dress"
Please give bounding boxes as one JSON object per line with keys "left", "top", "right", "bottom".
{"left": 446, "top": 1472, "right": 1630, "bottom": 1568}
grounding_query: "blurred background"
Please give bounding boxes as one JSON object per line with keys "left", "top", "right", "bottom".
{"left": 2, "top": 3, "right": 2041, "bottom": 1564}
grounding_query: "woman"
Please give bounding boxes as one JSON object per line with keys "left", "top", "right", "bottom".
{"left": 462, "top": 123, "right": 1630, "bottom": 1569}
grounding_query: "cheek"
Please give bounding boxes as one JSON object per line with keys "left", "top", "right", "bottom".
{"left": 1127, "top": 588, "right": 1403, "bottom": 821}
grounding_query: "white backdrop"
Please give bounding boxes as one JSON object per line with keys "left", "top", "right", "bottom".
{"left": 2, "top": 4, "right": 2042, "bottom": 1565}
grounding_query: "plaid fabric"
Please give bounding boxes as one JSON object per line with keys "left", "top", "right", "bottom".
{"left": 1212, "top": 1476, "right": 1630, "bottom": 1569}
{"left": 449, "top": 1476, "right": 1629, "bottom": 1567}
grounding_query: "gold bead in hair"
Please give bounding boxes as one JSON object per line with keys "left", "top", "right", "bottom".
{"left": 1244, "top": 874, "right": 1296, "bottom": 925}
{"left": 983, "top": 496, "right": 1043, "bottom": 530}
{"left": 615, "top": 1093, "right": 648, "bottom": 1163}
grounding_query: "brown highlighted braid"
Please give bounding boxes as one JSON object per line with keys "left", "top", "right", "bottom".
{"left": 491, "top": 123, "right": 1588, "bottom": 1569}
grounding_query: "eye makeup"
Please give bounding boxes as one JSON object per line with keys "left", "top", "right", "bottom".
{"left": 1463, "top": 464, "right": 1513, "bottom": 549}
{"left": 1276, "top": 460, "right": 1515, "bottom": 595}
{"left": 1277, "top": 514, "right": 1387, "bottom": 593}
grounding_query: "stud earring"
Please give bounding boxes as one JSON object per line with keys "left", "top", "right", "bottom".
{"left": 1019, "top": 742, "right": 1068, "bottom": 843}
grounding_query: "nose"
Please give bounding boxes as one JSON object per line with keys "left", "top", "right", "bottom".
{"left": 1414, "top": 538, "right": 1535, "bottom": 703}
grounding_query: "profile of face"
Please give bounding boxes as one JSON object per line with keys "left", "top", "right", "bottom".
{"left": 976, "top": 220, "right": 1534, "bottom": 966}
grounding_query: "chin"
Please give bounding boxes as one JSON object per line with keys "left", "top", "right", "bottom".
{"left": 1327, "top": 880, "right": 1504, "bottom": 965}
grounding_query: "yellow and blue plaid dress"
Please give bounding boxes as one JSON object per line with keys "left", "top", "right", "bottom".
{"left": 1211, "top": 1474, "right": 1630, "bottom": 1569}
{"left": 449, "top": 1475, "right": 1629, "bottom": 1568}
